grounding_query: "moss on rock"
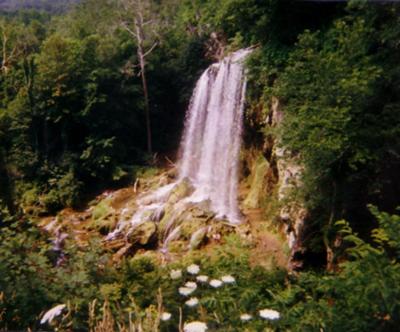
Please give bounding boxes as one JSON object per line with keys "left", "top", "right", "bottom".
{"left": 166, "top": 178, "right": 194, "bottom": 204}
{"left": 128, "top": 221, "right": 157, "bottom": 246}
{"left": 244, "top": 155, "right": 269, "bottom": 209}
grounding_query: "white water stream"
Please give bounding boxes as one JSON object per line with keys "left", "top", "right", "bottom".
{"left": 178, "top": 48, "right": 251, "bottom": 222}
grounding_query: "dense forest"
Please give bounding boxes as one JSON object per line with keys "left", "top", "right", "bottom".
{"left": 1, "top": 0, "right": 400, "bottom": 331}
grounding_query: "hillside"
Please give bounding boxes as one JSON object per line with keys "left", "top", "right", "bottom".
{"left": 0, "top": 0, "right": 79, "bottom": 12}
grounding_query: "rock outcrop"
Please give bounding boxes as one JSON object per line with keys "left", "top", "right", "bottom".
{"left": 243, "top": 96, "right": 307, "bottom": 269}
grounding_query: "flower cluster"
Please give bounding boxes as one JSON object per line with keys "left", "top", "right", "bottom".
{"left": 184, "top": 321, "right": 208, "bottom": 332}
{"left": 259, "top": 308, "right": 280, "bottom": 320}
{"left": 164, "top": 263, "right": 281, "bottom": 329}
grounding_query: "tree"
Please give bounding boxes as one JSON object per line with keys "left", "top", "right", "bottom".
{"left": 118, "top": 0, "right": 159, "bottom": 155}
{"left": 273, "top": 12, "right": 400, "bottom": 269}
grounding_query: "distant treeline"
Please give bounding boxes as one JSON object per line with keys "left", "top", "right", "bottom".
{"left": 0, "top": 0, "right": 79, "bottom": 13}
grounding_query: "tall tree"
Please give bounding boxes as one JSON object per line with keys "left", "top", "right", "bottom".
{"left": 118, "top": 0, "right": 159, "bottom": 155}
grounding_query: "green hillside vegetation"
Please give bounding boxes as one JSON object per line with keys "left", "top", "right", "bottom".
{"left": 1, "top": 0, "right": 399, "bottom": 331}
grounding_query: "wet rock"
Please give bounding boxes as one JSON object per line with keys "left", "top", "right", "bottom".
{"left": 158, "top": 201, "right": 199, "bottom": 237}
{"left": 167, "top": 178, "right": 194, "bottom": 204}
{"left": 190, "top": 200, "right": 213, "bottom": 218}
{"left": 158, "top": 204, "right": 180, "bottom": 235}
{"left": 162, "top": 225, "right": 182, "bottom": 248}
{"left": 180, "top": 218, "right": 209, "bottom": 240}
{"left": 188, "top": 226, "right": 209, "bottom": 250}
{"left": 128, "top": 221, "right": 157, "bottom": 246}
{"left": 150, "top": 206, "right": 165, "bottom": 222}
{"left": 244, "top": 155, "right": 269, "bottom": 209}
{"left": 104, "top": 238, "right": 126, "bottom": 250}
{"left": 141, "top": 209, "right": 156, "bottom": 223}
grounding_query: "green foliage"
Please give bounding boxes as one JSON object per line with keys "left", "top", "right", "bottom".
{"left": 0, "top": 220, "right": 55, "bottom": 328}
{"left": 327, "top": 207, "right": 400, "bottom": 331}
{"left": 2, "top": 209, "right": 400, "bottom": 330}
{"left": 0, "top": 219, "right": 112, "bottom": 330}
{"left": 276, "top": 18, "right": 382, "bottom": 175}
{"left": 260, "top": 5, "right": 400, "bottom": 257}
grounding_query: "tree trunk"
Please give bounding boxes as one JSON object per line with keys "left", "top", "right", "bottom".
{"left": 139, "top": 54, "right": 152, "bottom": 155}
{"left": 135, "top": 16, "right": 152, "bottom": 155}
{"left": 325, "top": 180, "right": 337, "bottom": 272}
{"left": 119, "top": 0, "right": 157, "bottom": 156}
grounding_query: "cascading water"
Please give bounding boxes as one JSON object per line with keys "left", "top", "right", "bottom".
{"left": 178, "top": 48, "right": 251, "bottom": 222}
{"left": 107, "top": 49, "right": 251, "bottom": 241}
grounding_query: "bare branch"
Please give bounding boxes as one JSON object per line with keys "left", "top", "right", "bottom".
{"left": 9, "top": 45, "right": 17, "bottom": 61}
{"left": 120, "top": 21, "right": 137, "bottom": 38}
{"left": 143, "top": 41, "right": 158, "bottom": 58}
{"left": 143, "top": 19, "right": 153, "bottom": 26}
{"left": 165, "top": 156, "right": 176, "bottom": 167}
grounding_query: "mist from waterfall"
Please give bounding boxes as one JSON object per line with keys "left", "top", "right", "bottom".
{"left": 178, "top": 49, "right": 251, "bottom": 222}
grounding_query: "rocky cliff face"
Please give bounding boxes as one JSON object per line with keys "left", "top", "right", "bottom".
{"left": 242, "top": 96, "right": 307, "bottom": 269}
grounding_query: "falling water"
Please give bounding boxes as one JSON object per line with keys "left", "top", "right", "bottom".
{"left": 178, "top": 48, "right": 251, "bottom": 222}
{"left": 107, "top": 49, "right": 250, "bottom": 240}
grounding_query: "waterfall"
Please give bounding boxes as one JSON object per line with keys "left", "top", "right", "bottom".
{"left": 107, "top": 49, "right": 250, "bottom": 240}
{"left": 178, "top": 48, "right": 251, "bottom": 223}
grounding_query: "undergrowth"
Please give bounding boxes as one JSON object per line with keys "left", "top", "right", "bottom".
{"left": 1, "top": 207, "right": 400, "bottom": 331}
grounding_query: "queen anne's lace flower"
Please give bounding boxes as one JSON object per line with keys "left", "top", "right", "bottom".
{"left": 170, "top": 269, "right": 182, "bottom": 280}
{"left": 196, "top": 275, "right": 209, "bottom": 283}
{"left": 179, "top": 287, "right": 195, "bottom": 296}
{"left": 259, "top": 309, "right": 280, "bottom": 320}
{"left": 184, "top": 281, "right": 197, "bottom": 289}
{"left": 185, "top": 297, "right": 199, "bottom": 307}
{"left": 221, "top": 275, "right": 236, "bottom": 283}
{"left": 187, "top": 264, "right": 200, "bottom": 275}
{"left": 40, "top": 304, "right": 66, "bottom": 324}
{"left": 161, "top": 312, "right": 172, "bottom": 321}
{"left": 184, "top": 321, "right": 208, "bottom": 332}
{"left": 209, "top": 279, "right": 223, "bottom": 288}
{"left": 240, "top": 314, "right": 252, "bottom": 321}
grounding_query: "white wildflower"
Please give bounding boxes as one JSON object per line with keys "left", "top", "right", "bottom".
{"left": 221, "top": 275, "right": 236, "bottom": 283}
{"left": 187, "top": 264, "right": 200, "bottom": 275}
{"left": 196, "top": 275, "right": 209, "bottom": 283}
{"left": 209, "top": 279, "right": 223, "bottom": 288}
{"left": 184, "top": 281, "right": 197, "bottom": 289}
{"left": 40, "top": 304, "right": 66, "bottom": 324}
{"left": 185, "top": 297, "right": 199, "bottom": 307}
{"left": 259, "top": 309, "right": 281, "bottom": 320}
{"left": 179, "top": 287, "right": 195, "bottom": 296}
{"left": 240, "top": 314, "right": 252, "bottom": 321}
{"left": 184, "top": 321, "right": 208, "bottom": 332}
{"left": 161, "top": 312, "right": 172, "bottom": 321}
{"left": 170, "top": 269, "right": 182, "bottom": 280}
